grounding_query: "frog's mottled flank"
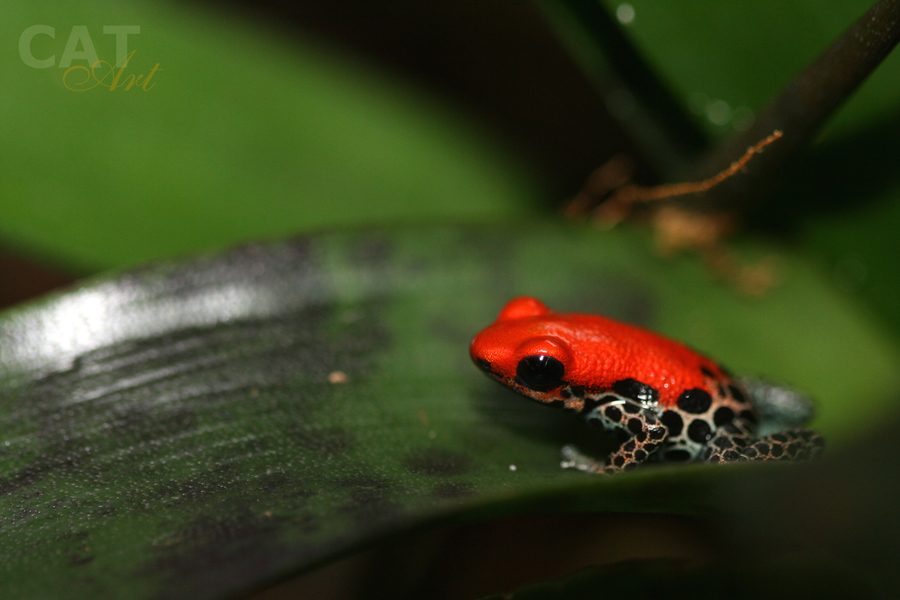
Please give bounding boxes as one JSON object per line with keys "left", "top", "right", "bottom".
{"left": 470, "top": 297, "right": 823, "bottom": 474}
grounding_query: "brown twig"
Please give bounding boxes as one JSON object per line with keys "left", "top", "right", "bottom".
{"left": 587, "top": 130, "right": 782, "bottom": 227}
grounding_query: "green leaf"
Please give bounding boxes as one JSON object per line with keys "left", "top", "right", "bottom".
{"left": 1, "top": 224, "right": 897, "bottom": 599}
{"left": 0, "top": 3, "right": 537, "bottom": 271}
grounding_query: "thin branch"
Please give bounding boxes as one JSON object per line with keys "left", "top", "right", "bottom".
{"left": 547, "top": 0, "right": 708, "bottom": 175}
{"left": 616, "top": 131, "right": 782, "bottom": 204}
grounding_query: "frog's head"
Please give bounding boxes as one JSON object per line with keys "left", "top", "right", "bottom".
{"left": 470, "top": 297, "right": 577, "bottom": 405}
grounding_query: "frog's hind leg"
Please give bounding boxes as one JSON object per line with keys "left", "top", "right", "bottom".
{"left": 705, "top": 428, "right": 823, "bottom": 463}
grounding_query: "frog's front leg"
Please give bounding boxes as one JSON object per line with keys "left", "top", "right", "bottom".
{"left": 563, "top": 400, "right": 668, "bottom": 474}
{"left": 704, "top": 428, "right": 824, "bottom": 463}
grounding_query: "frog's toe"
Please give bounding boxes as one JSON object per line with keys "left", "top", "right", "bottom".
{"left": 560, "top": 444, "right": 607, "bottom": 473}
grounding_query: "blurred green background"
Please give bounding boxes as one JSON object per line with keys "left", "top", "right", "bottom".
{"left": 3, "top": 0, "right": 900, "bottom": 335}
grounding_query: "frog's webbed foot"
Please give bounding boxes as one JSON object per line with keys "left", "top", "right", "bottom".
{"left": 705, "top": 428, "right": 823, "bottom": 463}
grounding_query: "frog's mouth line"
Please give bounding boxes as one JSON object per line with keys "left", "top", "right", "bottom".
{"left": 473, "top": 357, "right": 500, "bottom": 378}
{"left": 473, "top": 357, "right": 525, "bottom": 391}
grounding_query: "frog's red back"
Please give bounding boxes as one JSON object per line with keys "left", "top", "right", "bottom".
{"left": 470, "top": 296, "right": 731, "bottom": 406}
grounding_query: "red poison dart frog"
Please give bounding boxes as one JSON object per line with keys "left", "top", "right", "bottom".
{"left": 470, "top": 297, "right": 823, "bottom": 474}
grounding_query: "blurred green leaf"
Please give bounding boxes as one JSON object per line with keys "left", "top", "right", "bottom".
{"left": 0, "top": 2, "right": 538, "bottom": 271}
{"left": 595, "top": 1, "right": 899, "bottom": 139}
{"left": 1, "top": 224, "right": 897, "bottom": 599}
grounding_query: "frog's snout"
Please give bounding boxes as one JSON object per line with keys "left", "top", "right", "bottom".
{"left": 474, "top": 357, "right": 492, "bottom": 373}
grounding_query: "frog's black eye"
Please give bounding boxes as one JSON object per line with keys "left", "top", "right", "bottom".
{"left": 516, "top": 355, "right": 565, "bottom": 392}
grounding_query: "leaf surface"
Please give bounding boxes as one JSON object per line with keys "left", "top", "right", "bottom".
{"left": 0, "top": 224, "right": 896, "bottom": 599}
